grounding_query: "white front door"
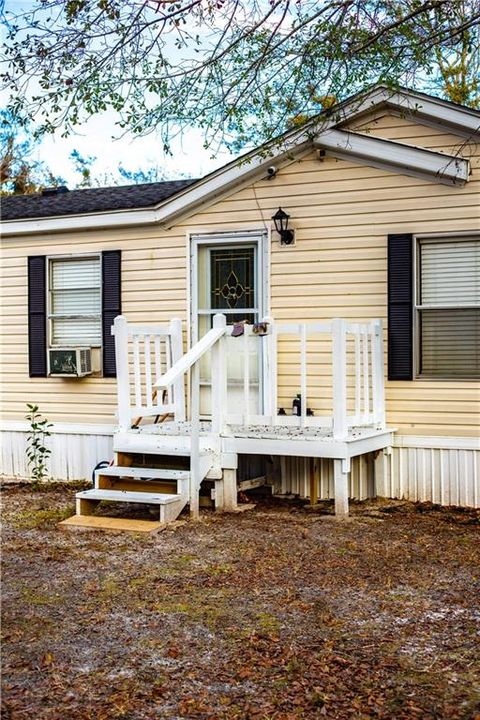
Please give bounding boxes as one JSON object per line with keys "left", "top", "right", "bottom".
{"left": 191, "top": 233, "right": 267, "bottom": 417}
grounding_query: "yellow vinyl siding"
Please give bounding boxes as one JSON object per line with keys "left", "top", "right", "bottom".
{"left": 1, "top": 112, "right": 479, "bottom": 434}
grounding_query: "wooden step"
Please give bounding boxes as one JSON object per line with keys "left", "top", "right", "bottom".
{"left": 60, "top": 515, "right": 163, "bottom": 534}
{"left": 95, "top": 478, "right": 178, "bottom": 494}
{"left": 95, "top": 466, "right": 190, "bottom": 481}
{"left": 114, "top": 433, "right": 218, "bottom": 457}
{"left": 76, "top": 489, "right": 182, "bottom": 504}
{"left": 75, "top": 488, "right": 187, "bottom": 523}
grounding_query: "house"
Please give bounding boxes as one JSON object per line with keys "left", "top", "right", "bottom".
{"left": 1, "top": 85, "right": 479, "bottom": 525}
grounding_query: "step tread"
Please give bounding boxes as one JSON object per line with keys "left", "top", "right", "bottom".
{"left": 96, "top": 466, "right": 189, "bottom": 480}
{"left": 76, "top": 489, "right": 183, "bottom": 505}
{"left": 60, "top": 515, "right": 163, "bottom": 534}
{"left": 113, "top": 435, "right": 217, "bottom": 456}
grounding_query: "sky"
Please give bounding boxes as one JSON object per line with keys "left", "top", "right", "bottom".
{"left": 30, "top": 114, "right": 234, "bottom": 185}
{"left": 2, "top": 0, "right": 237, "bottom": 186}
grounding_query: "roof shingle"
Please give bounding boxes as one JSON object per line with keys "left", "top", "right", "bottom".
{"left": 1, "top": 179, "right": 197, "bottom": 221}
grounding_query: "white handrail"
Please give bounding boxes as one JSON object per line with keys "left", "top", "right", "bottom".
{"left": 152, "top": 313, "right": 228, "bottom": 519}
{"left": 155, "top": 324, "right": 227, "bottom": 389}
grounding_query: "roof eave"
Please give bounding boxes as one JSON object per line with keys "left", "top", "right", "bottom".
{"left": 2, "top": 85, "right": 478, "bottom": 236}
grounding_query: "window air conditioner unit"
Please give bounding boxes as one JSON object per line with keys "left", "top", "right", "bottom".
{"left": 48, "top": 348, "right": 93, "bottom": 377}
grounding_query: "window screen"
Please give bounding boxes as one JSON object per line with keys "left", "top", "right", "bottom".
{"left": 417, "top": 238, "right": 479, "bottom": 378}
{"left": 49, "top": 256, "right": 102, "bottom": 346}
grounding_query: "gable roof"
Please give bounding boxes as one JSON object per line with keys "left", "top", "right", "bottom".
{"left": 1, "top": 179, "right": 196, "bottom": 221}
{"left": 2, "top": 85, "right": 479, "bottom": 236}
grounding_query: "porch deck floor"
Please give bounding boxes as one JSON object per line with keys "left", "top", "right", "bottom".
{"left": 133, "top": 421, "right": 387, "bottom": 443}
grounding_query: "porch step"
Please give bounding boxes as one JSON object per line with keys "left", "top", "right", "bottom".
{"left": 77, "top": 489, "right": 182, "bottom": 504}
{"left": 60, "top": 515, "right": 163, "bottom": 534}
{"left": 75, "top": 488, "right": 187, "bottom": 524}
{"left": 95, "top": 466, "right": 190, "bottom": 481}
{"left": 114, "top": 432, "right": 218, "bottom": 458}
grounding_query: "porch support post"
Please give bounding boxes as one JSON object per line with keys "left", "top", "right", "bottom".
{"left": 216, "top": 468, "right": 237, "bottom": 512}
{"left": 189, "top": 361, "right": 200, "bottom": 520}
{"left": 375, "top": 446, "right": 392, "bottom": 499}
{"left": 309, "top": 458, "right": 318, "bottom": 505}
{"left": 333, "top": 458, "right": 350, "bottom": 518}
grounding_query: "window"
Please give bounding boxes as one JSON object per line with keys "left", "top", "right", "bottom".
{"left": 416, "top": 237, "right": 480, "bottom": 378}
{"left": 48, "top": 255, "right": 102, "bottom": 346}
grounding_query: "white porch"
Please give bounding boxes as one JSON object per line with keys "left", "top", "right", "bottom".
{"left": 74, "top": 313, "right": 394, "bottom": 524}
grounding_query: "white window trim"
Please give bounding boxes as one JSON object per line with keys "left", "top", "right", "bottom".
{"left": 413, "top": 232, "right": 480, "bottom": 380}
{"left": 188, "top": 230, "right": 269, "bottom": 345}
{"left": 46, "top": 252, "right": 103, "bottom": 349}
{"left": 188, "top": 229, "right": 270, "bottom": 413}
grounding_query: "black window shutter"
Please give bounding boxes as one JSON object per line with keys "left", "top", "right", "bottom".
{"left": 387, "top": 234, "right": 413, "bottom": 380}
{"left": 28, "top": 256, "right": 47, "bottom": 377}
{"left": 102, "top": 250, "right": 121, "bottom": 377}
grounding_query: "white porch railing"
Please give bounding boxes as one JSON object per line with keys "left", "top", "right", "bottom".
{"left": 220, "top": 318, "right": 386, "bottom": 438}
{"left": 112, "top": 314, "right": 386, "bottom": 516}
{"left": 112, "top": 316, "right": 185, "bottom": 431}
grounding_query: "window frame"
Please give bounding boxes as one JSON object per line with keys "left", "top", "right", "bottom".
{"left": 414, "top": 232, "right": 480, "bottom": 380}
{"left": 46, "top": 252, "right": 103, "bottom": 349}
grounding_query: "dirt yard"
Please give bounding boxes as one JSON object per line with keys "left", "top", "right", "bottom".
{"left": 1, "top": 483, "right": 479, "bottom": 720}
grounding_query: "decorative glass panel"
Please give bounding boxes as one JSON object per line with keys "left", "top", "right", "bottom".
{"left": 210, "top": 247, "right": 255, "bottom": 322}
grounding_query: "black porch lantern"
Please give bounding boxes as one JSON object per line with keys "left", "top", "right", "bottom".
{"left": 272, "top": 207, "right": 294, "bottom": 245}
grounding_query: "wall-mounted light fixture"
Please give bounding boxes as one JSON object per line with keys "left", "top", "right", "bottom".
{"left": 272, "top": 207, "right": 295, "bottom": 246}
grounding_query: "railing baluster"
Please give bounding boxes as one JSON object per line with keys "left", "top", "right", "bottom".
{"left": 169, "top": 318, "right": 185, "bottom": 421}
{"left": 265, "top": 319, "right": 277, "bottom": 425}
{"left": 154, "top": 335, "right": 162, "bottom": 408}
{"left": 300, "top": 323, "right": 307, "bottom": 428}
{"left": 372, "top": 320, "right": 386, "bottom": 427}
{"left": 211, "top": 314, "right": 227, "bottom": 434}
{"left": 133, "top": 335, "right": 142, "bottom": 410}
{"left": 354, "top": 329, "right": 361, "bottom": 425}
{"left": 165, "top": 336, "right": 173, "bottom": 405}
{"left": 144, "top": 334, "right": 153, "bottom": 408}
{"left": 332, "top": 318, "right": 347, "bottom": 440}
{"left": 243, "top": 327, "right": 250, "bottom": 426}
{"left": 363, "top": 327, "right": 369, "bottom": 420}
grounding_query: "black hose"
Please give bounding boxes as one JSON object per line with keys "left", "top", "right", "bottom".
{"left": 91, "top": 460, "right": 111, "bottom": 485}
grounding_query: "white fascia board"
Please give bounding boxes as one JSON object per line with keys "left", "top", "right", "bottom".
{"left": 1, "top": 136, "right": 313, "bottom": 238}
{"left": 313, "top": 129, "right": 470, "bottom": 186}
{"left": 383, "top": 90, "right": 480, "bottom": 138}
{"left": 0, "top": 208, "right": 158, "bottom": 237}
{"left": 154, "top": 140, "right": 313, "bottom": 228}
{"left": 340, "top": 86, "right": 480, "bottom": 138}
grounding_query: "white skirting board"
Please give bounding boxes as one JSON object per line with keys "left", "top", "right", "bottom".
{"left": 279, "top": 437, "right": 480, "bottom": 509}
{"left": 0, "top": 423, "right": 114, "bottom": 481}
{"left": 279, "top": 454, "right": 374, "bottom": 502}
{"left": 1, "top": 424, "right": 479, "bottom": 508}
{"left": 378, "top": 439, "right": 480, "bottom": 509}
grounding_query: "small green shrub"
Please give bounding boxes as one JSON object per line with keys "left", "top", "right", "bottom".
{"left": 25, "top": 404, "right": 53, "bottom": 486}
